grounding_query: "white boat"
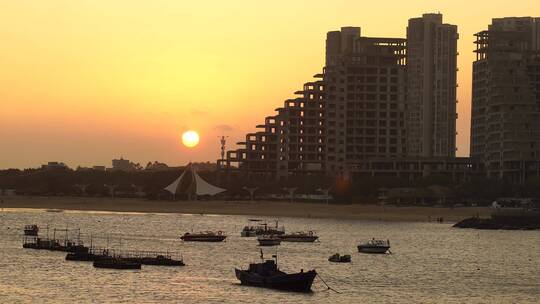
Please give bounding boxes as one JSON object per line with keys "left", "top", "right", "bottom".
{"left": 279, "top": 231, "right": 318, "bottom": 242}
{"left": 357, "top": 239, "right": 390, "bottom": 254}
{"left": 241, "top": 219, "right": 285, "bottom": 237}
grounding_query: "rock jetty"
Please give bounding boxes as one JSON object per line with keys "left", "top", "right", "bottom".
{"left": 453, "top": 217, "right": 540, "bottom": 230}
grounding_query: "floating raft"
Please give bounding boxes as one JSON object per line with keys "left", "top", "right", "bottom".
{"left": 23, "top": 236, "right": 88, "bottom": 253}
{"left": 93, "top": 257, "right": 141, "bottom": 270}
{"left": 66, "top": 248, "right": 185, "bottom": 266}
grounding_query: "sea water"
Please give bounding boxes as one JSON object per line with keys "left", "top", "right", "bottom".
{"left": 0, "top": 209, "right": 539, "bottom": 303}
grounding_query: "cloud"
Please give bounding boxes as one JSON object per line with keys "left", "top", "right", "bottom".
{"left": 213, "top": 124, "right": 234, "bottom": 132}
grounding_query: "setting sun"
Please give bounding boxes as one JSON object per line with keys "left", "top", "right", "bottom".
{"left": 182, "top": 130, "right": 200, "bottom": 148}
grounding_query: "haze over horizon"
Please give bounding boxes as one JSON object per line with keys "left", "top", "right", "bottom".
{"left": 1, "top": 0, "right": 538, "bottom": 169}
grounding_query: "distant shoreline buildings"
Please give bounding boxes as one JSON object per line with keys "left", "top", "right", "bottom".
{"left": 219, "top": 14, "right": 540, "bottom": 183}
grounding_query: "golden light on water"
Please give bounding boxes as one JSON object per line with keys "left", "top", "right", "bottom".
{"left": 182, "top": 130, "right": 200, "bottom": 148}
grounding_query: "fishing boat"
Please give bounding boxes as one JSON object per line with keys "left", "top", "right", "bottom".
{"left": 132, "top": 255, "right": 185, "bottom": 266}
{"left": 328, "top": 253, "right": 351, "bottom": 263}
{"left": 241, "top": 219, "right": 285, "bottom": 237}
{"left": 180, "top": 231, "right": 227, "bottom": 242}
{"left": 357, "top": 239, "right": 391, "bottom": 254}
{"left": 93, "top": 257, "right": 141, "bottom": 270}
{"left": 241, "top": 219, "right": 264, "bottom": 237}
{"left": 257, "top": 235, "right": 281, "bottom": 246}
{"left": 279, "top": 231, "right": 318, "bottom": 242}
{"left": 23, "top": 225, "right": 39, "bottom": 236}
{"left": 234, "top": 252, "right": 316, "bottom": 292}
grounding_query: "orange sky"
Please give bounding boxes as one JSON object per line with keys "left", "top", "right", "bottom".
{"left": 0, "top": 1, "right": 538, "bottom": 169}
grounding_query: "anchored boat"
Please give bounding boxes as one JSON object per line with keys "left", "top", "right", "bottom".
{"left": 23, "top": 225, "right": 39, "bottom": 236}
{"left": 279, "top": 231, "right": 318, "bottom": 242}
{"left": 328, "top": 253, "right": 351, "bottom": 263}
{"left": 357, "top": 239, "right": 391, "bottom": 254}
{"left": 257, "top": 235, "right": 282, "bottom": 246}
{"left": 180, "top": 231, "right": 227, "bottom": 242}
{"left": 93, "top": 257, "right": 141, "bottom": 270}
{"left": 241, "top": 220, "right": 285, "bottom": 237}
{"left": 235, "top": 252, "right": 316, "bottom": 292}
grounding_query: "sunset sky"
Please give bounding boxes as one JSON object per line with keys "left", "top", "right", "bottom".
{"left": 1, "top": 1, "right": 538, "bottom": 169}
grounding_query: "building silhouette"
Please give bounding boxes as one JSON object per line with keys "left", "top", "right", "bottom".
{"left": 471, "top": 17, "right": 540, "bottom": 182}
{"left": 221, "top": 74, "right": 325, "bottom": 180}
{"left": 219, "top": 14, "right": 492, "bottom": 182}
{"left": 406, "top": 13, "right": 458, "bottom": 157}
{"left": 324, "top": 27, "right": 407, "bottom": 175}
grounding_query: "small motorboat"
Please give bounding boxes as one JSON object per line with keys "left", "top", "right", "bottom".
{"left": 93, "top": 257, "right": 141, "bottom": 270}
{"left": 235, "top": 252, "right": 316, "bottom": 292}
{"left": 23, "top": 225, "right": 39, "bottom": 236}
{"left": 180, "top": 231, "right": 227, "bottom": 242}
{"left": 257, "top": 235, "right": 281, "bottom": 246}
{"left": 279, "top": 231, "right": 318, "bottom": 242}
{"left": 328, "top": 253, "right": 351, "bottom": 263}
{"left": 357, "top": 239, "right": 391, "bottom": 254}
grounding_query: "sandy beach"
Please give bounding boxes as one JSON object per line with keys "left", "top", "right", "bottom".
{"left": 0, "top": 196, "right": 489, "bottom": 222}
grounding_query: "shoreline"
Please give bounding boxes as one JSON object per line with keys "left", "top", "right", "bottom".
{"left": 0, "top": 196, "right": 491, "bottom": 222}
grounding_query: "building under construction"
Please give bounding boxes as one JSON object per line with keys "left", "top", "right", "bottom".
{"left": 471, "top": 17, "right": 540, "bottom": 182}
{"left": 219, "top": 74, "right": 325, "bottom": 180}
{"left": 219, "top": 14, "right": 482, "bottom": 183}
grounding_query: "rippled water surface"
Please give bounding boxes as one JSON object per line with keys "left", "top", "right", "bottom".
{"left": 0, "top": 209, "right": 539, "bottom": 303}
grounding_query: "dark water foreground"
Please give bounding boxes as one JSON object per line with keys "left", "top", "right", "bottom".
{"left": 0, "top": 209, "right": 539, "bottom": 303}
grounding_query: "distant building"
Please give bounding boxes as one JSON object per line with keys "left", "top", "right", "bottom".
{"left": 111, "top": 157, "right": 138, "bottom": 171}
{"left": 145, "top": 161, "right": 171, "bottom": 171}
{"left": 92, "top": 166, "right": 106, "bottom": 171}
{"left": 41, "top": 162, "right": 67, "bottom": 170}
{"left": 353, "top": 156, "right": 483, "bottom": 182}
{"left": 471, "top": 17, "right": 540, "bottom": 182}
{"left": 406, "top": 13, "right": 458, "bottom": 157}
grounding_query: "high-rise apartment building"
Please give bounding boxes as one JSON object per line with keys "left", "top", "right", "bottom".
{"left": 220, "top": 14, "right": 465, "bottom": 181}
{"left": 324, "top": 28, "right": 407, "bottom": 174}
{"left": 471, "top": 17, "right": 540, "bottom": 181}
{"left": 406, "top": 14, "right": 458, "bottom": 157}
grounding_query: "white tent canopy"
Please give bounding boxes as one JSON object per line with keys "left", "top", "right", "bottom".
{"left": 164, "top": 163, "right": 225, "bottom": 197}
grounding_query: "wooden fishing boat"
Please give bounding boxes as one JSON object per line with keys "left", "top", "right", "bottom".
{"left": 235, "top": 254, "right": 316, "bottom": 292}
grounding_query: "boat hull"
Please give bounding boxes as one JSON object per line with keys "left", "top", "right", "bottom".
{"left": 93, "top": 259, "right": 141, "bottom": 270}
{"left": 180, "top": 235, "right": 227, "bottom": 242}
{"left": 357, "top": 245, "right": 390, "bottom": 254}
{"left": 66, "top": 252, "right": 100, "bottom": 261}
{"left": 280, "top": 236, "right": 318, "bottom": 242}
{"left": 127, "top": 257, "right": 185, "bottom": 266}
{"left": 241, "top": 230, "right": 257, "bottom": 237}
{"left": 235, "top": 269, "right": 316, "bottom": 292}
{"left": 257, "top": 240, "right": 281, "bottom": 246}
